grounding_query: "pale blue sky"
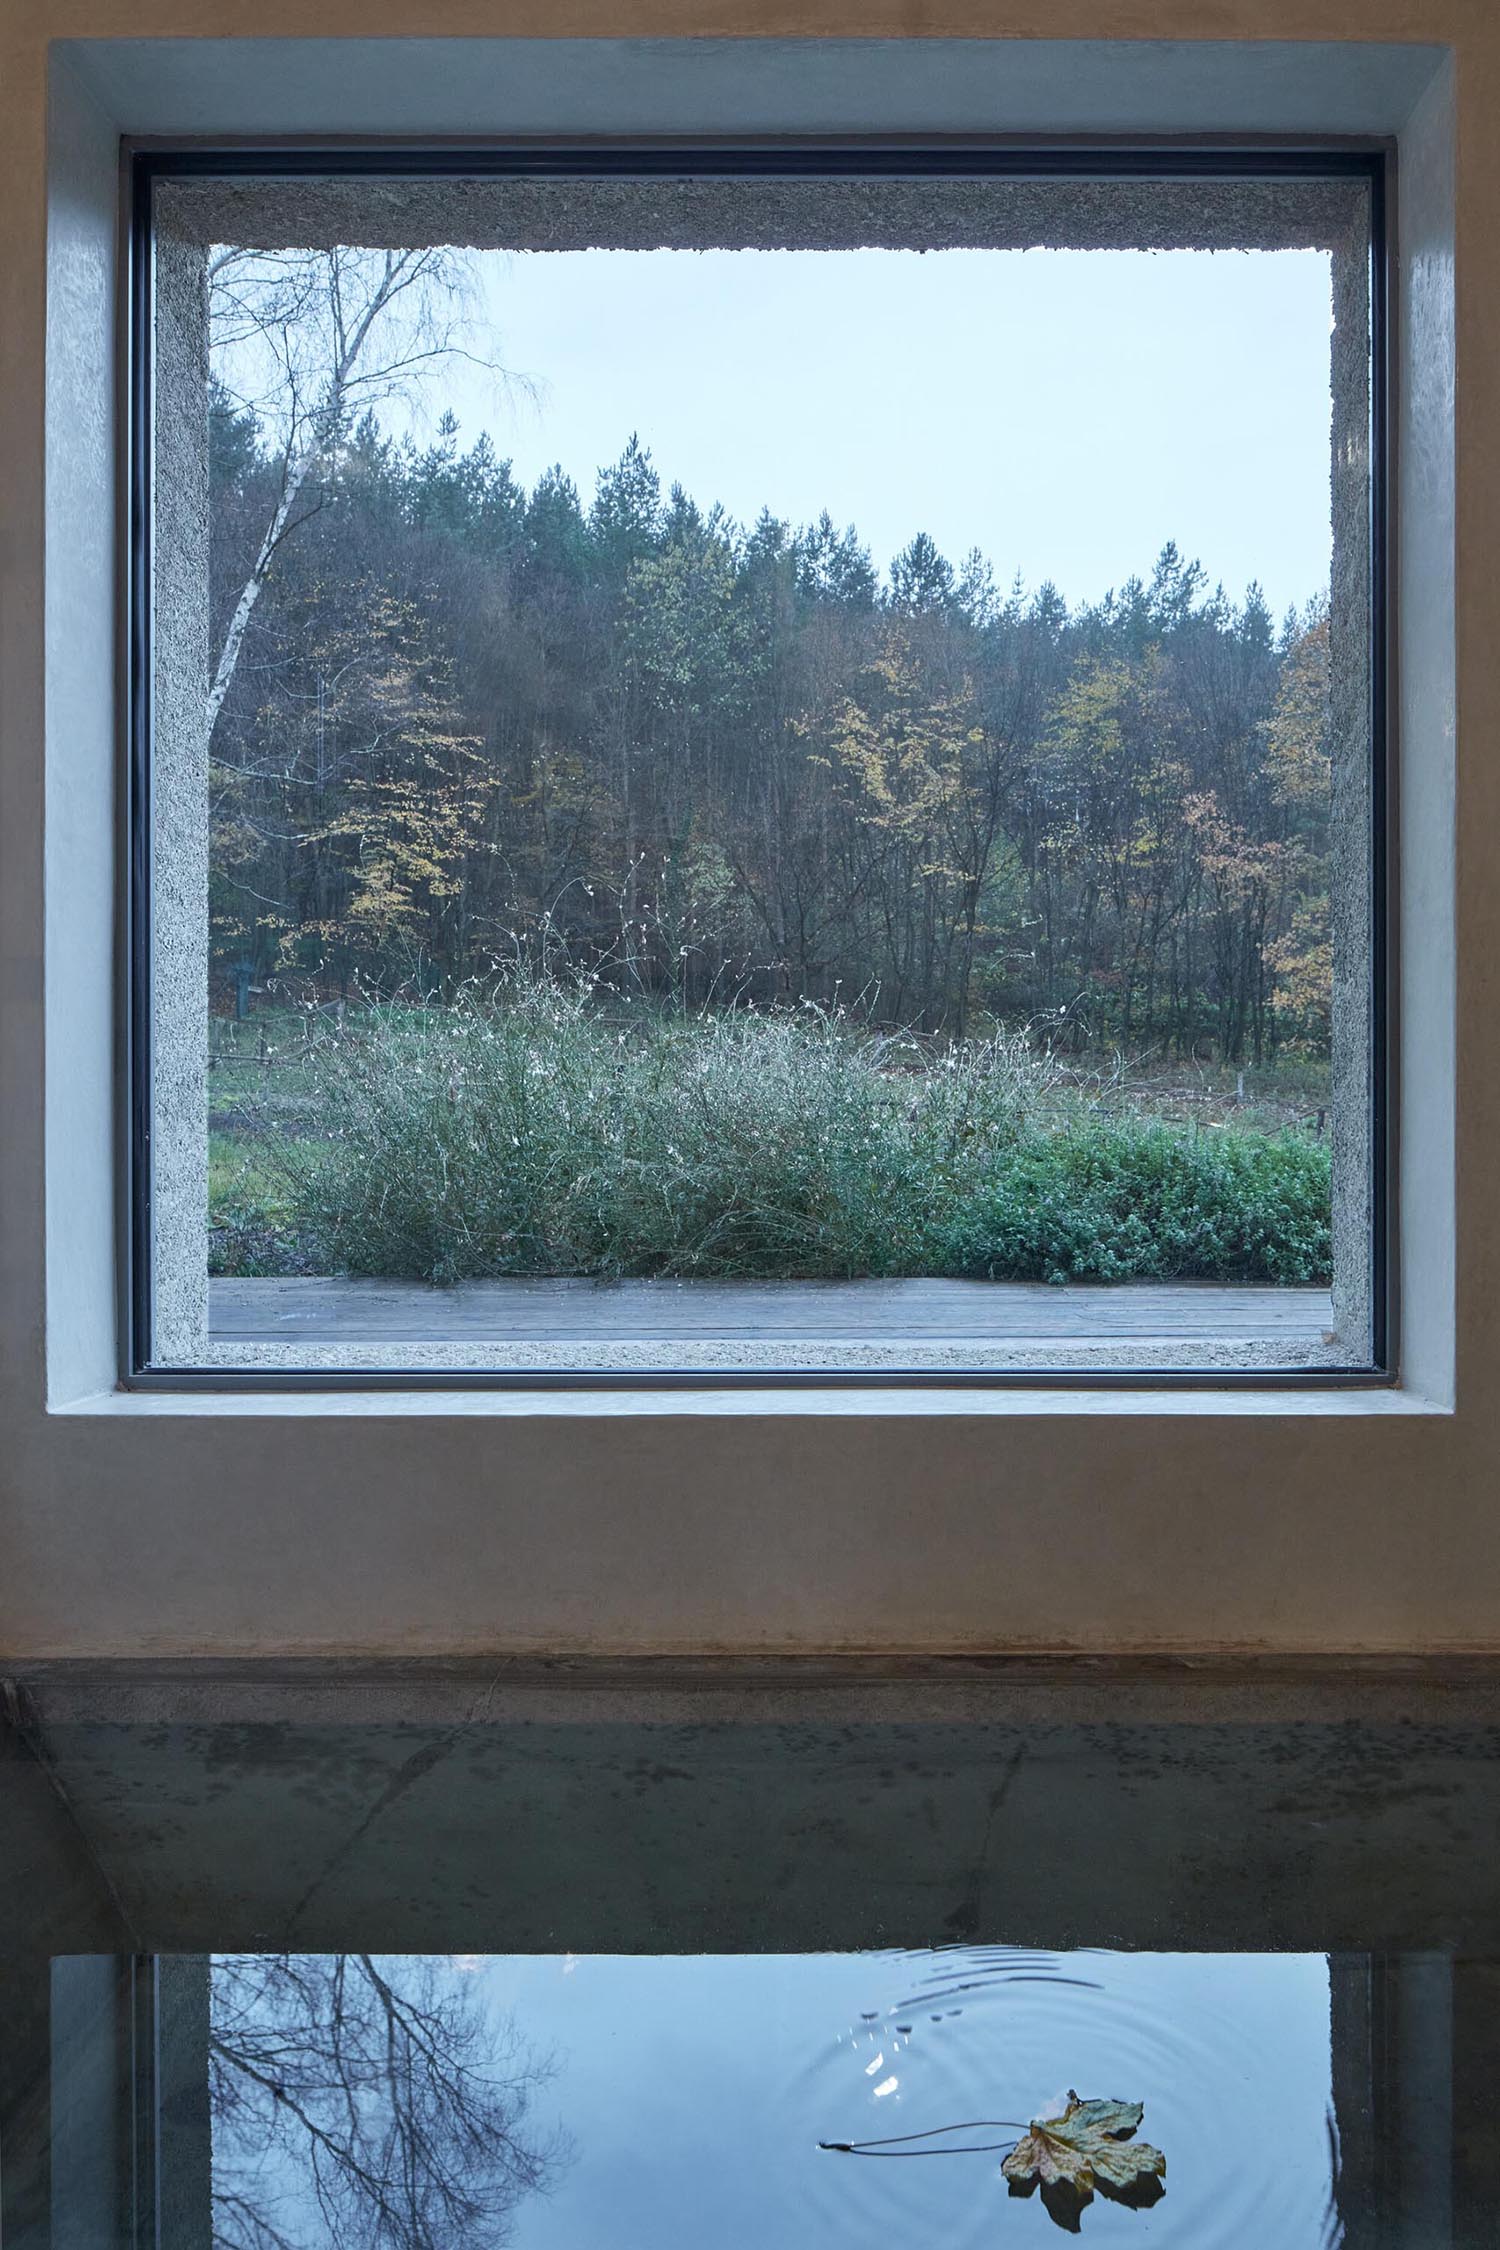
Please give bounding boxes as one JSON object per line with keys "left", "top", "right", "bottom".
{"left": 431, "top": 245, "right": 1334, "bottom": 616}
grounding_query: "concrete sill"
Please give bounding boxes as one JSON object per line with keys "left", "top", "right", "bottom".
{"left": 54, "top": 1380, "right": 1443, "bottom": 1418}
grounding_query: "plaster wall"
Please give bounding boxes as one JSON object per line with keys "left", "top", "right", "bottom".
{"left": 0, "top": 8, "right": 1478, "bottom": 1661}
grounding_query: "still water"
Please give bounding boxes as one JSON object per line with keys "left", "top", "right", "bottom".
{"left": 209, "top": 1948, "right": 1341, "bottom": 2247}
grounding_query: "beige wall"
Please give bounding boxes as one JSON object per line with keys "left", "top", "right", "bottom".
{"left": 0, "top": 0, "right": 1490, "bottom": 1660}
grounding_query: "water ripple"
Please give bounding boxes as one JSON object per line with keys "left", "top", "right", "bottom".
{"left": 801, "top": 1947, "right": 1335, "bottom": 2247}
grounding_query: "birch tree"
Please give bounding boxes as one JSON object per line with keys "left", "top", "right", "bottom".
{"left": 206, "top": 244, "right": 500, "bottom": 746}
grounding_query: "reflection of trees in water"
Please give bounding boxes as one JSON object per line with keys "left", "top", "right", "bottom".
{"left": 210, "top": 1954, "right": 569, "bottom": 2250}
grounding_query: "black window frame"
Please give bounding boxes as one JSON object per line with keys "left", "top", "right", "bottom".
{"left": 124, "top": 140, "right": 1392, "bottom": 1391}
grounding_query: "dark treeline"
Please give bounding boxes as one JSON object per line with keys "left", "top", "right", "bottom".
{"left": 208, "top": 390, "right": 1333, "bottom": 1061}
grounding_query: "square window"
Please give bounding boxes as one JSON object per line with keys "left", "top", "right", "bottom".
{"left": 129, "top": 150, "right": 1387, "bottom": 1384}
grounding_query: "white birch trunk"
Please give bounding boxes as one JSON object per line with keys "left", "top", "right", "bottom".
{"left": 204, "top": 443, "right": 316, "bottom": 745}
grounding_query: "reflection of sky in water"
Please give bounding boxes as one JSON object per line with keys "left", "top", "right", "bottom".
{"left": 479, "top": 1951, "right": 1334, "bottom": 2248}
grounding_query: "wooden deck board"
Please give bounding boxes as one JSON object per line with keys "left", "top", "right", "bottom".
{"left": 210, "top": 1276, "right": 1334, "bottom": 1345}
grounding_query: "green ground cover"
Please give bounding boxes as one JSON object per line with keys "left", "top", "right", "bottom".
{"left": 207, "top": 991, "right": 1332, "bottom": 1286}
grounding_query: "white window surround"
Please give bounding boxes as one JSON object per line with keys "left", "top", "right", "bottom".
{"left": 0, "top": 23, "right": 1473, "bottom": 1662}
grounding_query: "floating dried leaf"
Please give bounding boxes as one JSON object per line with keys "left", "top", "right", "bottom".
{"left": 1001, "top": 2091, "right": 1166, "bottom": 2232}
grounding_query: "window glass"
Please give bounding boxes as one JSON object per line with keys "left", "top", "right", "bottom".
{"left": 135, "top": 160, "right": 1381, "bottom": 1379}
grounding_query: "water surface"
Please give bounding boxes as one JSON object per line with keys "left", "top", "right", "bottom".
{"left": 211, "top": 1947, "right": 1339, "bottom": 2246}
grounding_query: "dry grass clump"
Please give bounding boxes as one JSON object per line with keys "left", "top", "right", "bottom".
{"left": 211, "top": 979, "right": 1332, "bottom": 1285}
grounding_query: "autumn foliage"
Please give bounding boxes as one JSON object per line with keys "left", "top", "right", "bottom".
{"left": 208, "top": 403, "right": 1333, "bottom": 1064}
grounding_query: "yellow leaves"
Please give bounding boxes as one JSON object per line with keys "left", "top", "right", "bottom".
{"left": 1266, "top": 902, "right": 1332, "bottom": 1043}
{"left": 1182, "top": 789, "right": 1288, "bottom": 898}
{"left": 1264, "top": 613, "right": 1332, "bottom": 812}
{"left": 1002, "top": 2093, "right": 1166, "bottom": 2233}
{"left": 322, "top": 771, "right": 486, "bottom": 934}
{"left": 827, "top": 638, "right": 991, "bottom": 843}
{"left": 303, "top": 671, "right": 491, "bottom": 950}
{"left": 1045, "top": 660, "right": 1133, "bottom": 772}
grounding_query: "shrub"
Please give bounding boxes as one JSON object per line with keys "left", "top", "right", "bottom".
{"left": 217, "top": 984, "right": 1332, "bottom": 1285}
{"left": 262, "top": 984, "right": 1053, "bottom": 1281}
{"left": 937, "top": 1121, "right": 1332, "bottom": 1285}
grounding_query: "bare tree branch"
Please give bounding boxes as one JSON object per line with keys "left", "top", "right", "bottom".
{"left": 210, "top": 1953, "right": 569, "bottom": 2250}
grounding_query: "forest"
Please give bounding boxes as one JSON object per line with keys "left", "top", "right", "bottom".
{"left": 199, "top": 232, "right": 1336, "bottom": 1294}
{"left": 206, "top": 392, "right": 1333, "bottom": 1064}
